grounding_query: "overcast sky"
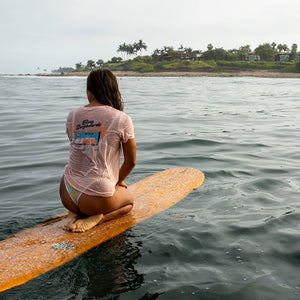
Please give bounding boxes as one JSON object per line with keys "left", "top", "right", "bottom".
{"left": 1, "top": 0, "right": 299, "bottom": 74}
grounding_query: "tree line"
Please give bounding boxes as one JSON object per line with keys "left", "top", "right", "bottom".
{"left": 68, "top": 40, "right": 148, "bottom": 72}
{"left": 53, "top": 40, "right": 299, "bottom": 73}
{"left": 117, "top": 39, "right": 147, "bottom": 59}
{"left": 151, "top": 42, "right": 298, "bottom": 62}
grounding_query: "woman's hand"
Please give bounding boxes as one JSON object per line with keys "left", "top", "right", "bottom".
{"left": 117, "top": 181, "right": 128, "bottom": 189}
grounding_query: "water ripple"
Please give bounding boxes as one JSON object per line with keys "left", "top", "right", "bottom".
{"left": 1, "top": 76, "right": 300, "bottom": 299}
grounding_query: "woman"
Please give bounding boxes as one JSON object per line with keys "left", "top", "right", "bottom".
{"left": 60, "top": 69, "right": 136, "bottom": 233}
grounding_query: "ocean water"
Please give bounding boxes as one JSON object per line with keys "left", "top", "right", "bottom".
{"left": 0, "top": 75, "right": 299, "bottom": 299}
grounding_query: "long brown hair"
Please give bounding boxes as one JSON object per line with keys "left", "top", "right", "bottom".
{"left": 87, "top": 69, "right": 123, "bottom": 111}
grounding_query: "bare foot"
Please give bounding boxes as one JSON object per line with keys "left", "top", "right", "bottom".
{"left": 63, "top": 212, "right": 80, "bottom": 231}
{"left": 69, "top": 214, "right": 103, "bottom": 233}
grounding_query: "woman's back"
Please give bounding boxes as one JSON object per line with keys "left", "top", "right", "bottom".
{"left": 60, "top": 69, "right": 136, "bottom": 233}
{"left": 64, "top": 105, "right": 134, "bottom": 197}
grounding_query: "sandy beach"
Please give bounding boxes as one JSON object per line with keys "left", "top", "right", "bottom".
{"left": 57, "top": 70, "right": 300, "bottom": 78}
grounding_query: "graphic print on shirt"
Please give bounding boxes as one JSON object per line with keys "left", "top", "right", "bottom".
{"left": 74, "top": 131, "right": 100, "bottom": 146}
{"left": 72, "top": 119, "right": 108, "bottom": 146}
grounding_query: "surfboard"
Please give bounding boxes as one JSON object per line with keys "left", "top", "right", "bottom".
{"left": 0, "top": 167, "right": 204, "bottom": 293}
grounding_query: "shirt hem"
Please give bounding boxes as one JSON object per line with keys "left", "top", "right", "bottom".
{"left": 63, "top": 173, "right": 115, "bottom": 198}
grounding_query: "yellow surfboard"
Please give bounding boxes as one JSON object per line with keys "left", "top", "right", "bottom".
{"left": 0, "top": 168, "right": 204, "bottom": 293}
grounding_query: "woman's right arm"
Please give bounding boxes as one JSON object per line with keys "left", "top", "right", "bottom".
{"left": 117, "top": 138, "right": 137, "bottom": 187}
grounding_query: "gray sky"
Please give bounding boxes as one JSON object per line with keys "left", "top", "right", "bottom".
{"left": 1, "top": 0, "right": 299, "bottom": 74}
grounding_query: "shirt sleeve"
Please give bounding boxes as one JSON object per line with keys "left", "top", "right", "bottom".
{"left": 66, "top": 110, "right": 73, "bottom": 140}
{"left": 121, "top": 114, "right": 134, "bottom": 143}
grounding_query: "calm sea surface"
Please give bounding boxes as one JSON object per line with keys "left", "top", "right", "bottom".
{"left": 0, "top": 75, "right": 299, "bottom": 299}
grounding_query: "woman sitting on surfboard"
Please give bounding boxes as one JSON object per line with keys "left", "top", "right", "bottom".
{"left": 60, "top": 69, "right": 136, "bottom": 233}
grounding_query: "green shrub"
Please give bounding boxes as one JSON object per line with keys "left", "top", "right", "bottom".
{"left": 153, "top": 60, "right": 215, "bottom": 71}
{"left": 280, "top": 64, "right": 296, "bottom": 73}
{"left": 101, "top": 59, "right": 299, "bottom": 73}
{"left": 121, "top": 61, "right": 154, "bottom": 72}
{"left": 135, "top": 63, "right": 154, "bottom": 72}
{"left": 215, "top": 60, "right": 297, "bottom": 72}
{"left": 141, "top": 56, "right": 153, "bottom": 63}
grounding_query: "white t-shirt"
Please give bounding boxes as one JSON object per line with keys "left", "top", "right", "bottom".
{"left": 63, "top": 105, "right": 134, "bottom": 197}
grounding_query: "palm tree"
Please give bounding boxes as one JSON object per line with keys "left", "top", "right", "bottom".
{"left": 75, "top": 62, "right": 83, "bottom": 70}
{"left": 123, "top": 44, "right": 134, "bottom": 58}
{"left": 282, "top": 44, "right": 289, "bottom": 52}
{"left": 207, "top": 43, "right": 213, "bottom": 51}
{"left": 152, "top": 48, "right": 160, "bottom": 56}
{"left": 96, "top": 59, "right": 104, "bottom": 67}
{"left": 271, "top": 42, "right": 277, "bottom": 51}
{"left": 137, "top": 39, "right": 147, "bottom": 56}
{"left": 291, "top": 43, "right": 298, "bottom": 55}
{"left": 277, "top": 44, "right": 284, "bottom": 52}
{"left": 151, "top": 48, "right": 161, "bottom": 60}
{"left": 184, "top": 47, "right": 193, "bottom": 55}
{"left": 118, "top": 40, "right": 147, "bottom": 59}
{"left": 117, "top": 43, "right": 127, "bottom": 60}
{"left": 162, "top": 46, "right": 174, "bottom": 54}
{"left": 86, "top": 60, "right": 96, "bottom": 69}
{"left": 133, "top": 42, "right": 140, "bottom": 56}
{"left": 239, "top": 45, "right": 251, "bottom": 53}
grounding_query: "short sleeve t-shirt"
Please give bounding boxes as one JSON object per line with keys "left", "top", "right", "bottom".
{"left": 63, "top": 105, "right": 134, "bottom": 197}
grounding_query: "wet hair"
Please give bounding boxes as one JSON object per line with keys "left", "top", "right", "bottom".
{"left": 87, "top": 69, "right": 123, "bottom": 111}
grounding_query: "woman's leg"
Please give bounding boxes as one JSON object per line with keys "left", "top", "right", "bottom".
{"left": 59, "top": 177, "right": 82, "bottom": 229}
{"left": 68, "top": 186, "right": 134, "bottom": 232}
{"left": 59, "top": 176, "right": 81, "bottom": 214}
{"left": 60, "top": 178, "right": 134, "bottom": 233}
{"left": 78, "top": 186, "right": 134, "bottom": 216}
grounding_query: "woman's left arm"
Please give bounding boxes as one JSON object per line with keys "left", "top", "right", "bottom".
{"left": 117, "top": 138, "right": 137, "bottom": 187}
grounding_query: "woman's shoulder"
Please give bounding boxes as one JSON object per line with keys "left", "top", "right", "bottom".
{"left": 118, "top": 110, "right": 133, "bottom": 126}
{"left": 68, "top": 106, "right": 82, "bottom": 114}
{"left": 67, "top": 105, "right": 132, "bottom": 122}
{"left": 66, "top": 107, "right": 89, "bottom": 123}
{"left": 68, "top": 106, "right": 94, "bottom": 117}
{"left": 105, "top": 106, "right": 132, "bottom": 120}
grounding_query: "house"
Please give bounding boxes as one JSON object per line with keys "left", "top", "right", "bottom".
{"left": 277, "top": 52, "right": 290, "bottom": 62}
{"left": 191, "top": 51, "right": 202, "bottom": 61}
{"left": 159, "top": 50, "right": 190, "bottom": 61}
{"left": 293, "top": 52, "right": 300, "bottom": 62}
{"left": 275, "top": 52, "right": 300, "bottom": 62}
{"left": 247, "top": 52, "right": 260, "bottom": 61}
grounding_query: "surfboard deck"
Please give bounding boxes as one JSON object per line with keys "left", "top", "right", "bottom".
{"left": 0, "top": 168, "right": 204, "bottom": 293}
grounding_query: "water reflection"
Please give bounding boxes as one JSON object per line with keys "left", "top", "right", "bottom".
{"left": 1, "top": 230, "right": 145, "bottom": 299}
{"left": 73, "top": 231, "right": 144, "bottom": 299}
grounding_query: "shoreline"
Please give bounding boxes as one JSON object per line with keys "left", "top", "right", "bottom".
{"left": 45, "top": 70, "right": 300, "bottom": 78}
